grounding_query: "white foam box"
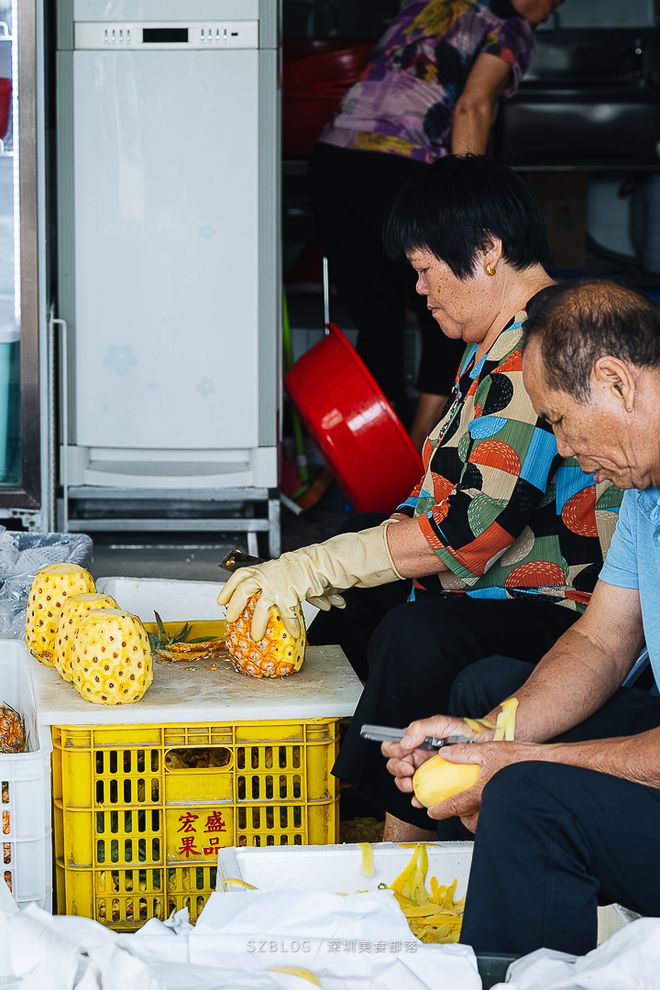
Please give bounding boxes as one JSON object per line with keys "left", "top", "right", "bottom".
{"left": 216, "top": 841, "right": 635, "bottom": 944}
{"left": 96, "top": 576, "right": 223, "bottom": 622}
{"left": 95, "top": 576, "right": 319, "bottom": 628}
{"left": 0, "top": 642, "right": 52, "bottom": 910}
{"left": 219, "top": 841, "right": 472, "bottom": 896}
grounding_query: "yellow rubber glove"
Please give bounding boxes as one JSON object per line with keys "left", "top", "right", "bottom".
{"left": 217, "top": 522, "right": 403, "bottom": 640}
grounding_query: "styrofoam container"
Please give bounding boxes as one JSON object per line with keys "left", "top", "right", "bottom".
{"left": 216, "top": 841, "right": 634, "bottom": 945}
{"left": 218, "top": 841, "right": 473, "bottom": 898}
{"left": 0, "top": 641, "right": 52, "bottom": 911}
{"left": 96, "top": 575, "right": 319, "bottom": 627}
{"left": 96, "top": 576, "right": 223, "bottom": 621}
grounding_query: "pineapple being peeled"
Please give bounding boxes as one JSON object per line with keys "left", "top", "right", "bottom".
{"left": 0, "top": 703, "right": 25, "bottom": 754}
{"left": 25, "top": 564, "right": 96, "bottom": 665}
{"left": 225, "top": 593, "right": 306, "bottom": 678}
{"left": 53, "top": 592, "right": 119, "bottom": 683}
{"left": 71, "top": 608, "right": 153, "bottom": 705}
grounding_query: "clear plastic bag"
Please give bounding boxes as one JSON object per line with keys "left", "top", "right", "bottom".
{"left": 0, "top": 528, "right": 93, "bottom": 639}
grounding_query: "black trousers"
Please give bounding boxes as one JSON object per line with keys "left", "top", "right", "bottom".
{"left": 308, "top": 142, "right": 464, "bottom": 402}
{"left": 307, "top": 580, "right": 411, "bottom": 682}
{"left": 451, "top": 657, "right": 660, "bottom": 957}
{"left": 331, "top": 597, "right": 578, "bottom": 829}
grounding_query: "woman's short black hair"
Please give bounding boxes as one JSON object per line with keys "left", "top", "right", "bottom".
{"left": 384, "top": 154, "right": 549, "bottom": 278}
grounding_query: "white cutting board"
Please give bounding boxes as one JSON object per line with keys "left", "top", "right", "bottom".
{"left": 33, "top": 575, "right": 358, "bottom": 721}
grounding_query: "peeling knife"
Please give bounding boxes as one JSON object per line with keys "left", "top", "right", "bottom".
{"left": 219, "top": 549, "right": 264, "bottom": 572}
{"left": 360, "top": 723, "right": 475, "bottom": 751}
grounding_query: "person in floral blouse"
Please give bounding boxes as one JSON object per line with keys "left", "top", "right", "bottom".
{"left": 310, "top": 0, "right": 563, "bottom": 447}
{"left": 219, "top": 155, "right": 620, "bottom": 843}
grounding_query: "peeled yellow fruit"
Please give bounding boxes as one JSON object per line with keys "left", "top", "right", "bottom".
{"left": 71, "top": 608, "right": 153, "bottom": 705}
{"left": 225, "top": 593, "right": 306, "bottom": 678}
{"left": 53, "top": 592, "right": 119, "bottom": 682}
{"left": 412, "top": 755, "right": 481, "bottom": 808}
{"left": 413, "top": 697, "right": 520, "bottom": 807}
{"left": 25, "top": 564, "right": 96, "bottom": 665}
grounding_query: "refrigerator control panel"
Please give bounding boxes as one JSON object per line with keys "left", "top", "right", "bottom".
{"left": 74, "top": 21, "right": 259, "bottom": 50}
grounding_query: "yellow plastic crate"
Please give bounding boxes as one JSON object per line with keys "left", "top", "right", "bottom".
{"left": 52, "top": 717, "right": 339, "bottom": 929}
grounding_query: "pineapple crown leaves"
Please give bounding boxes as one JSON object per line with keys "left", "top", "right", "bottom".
{"left": 147, "top": 611, "right": 213, "bottom": 652}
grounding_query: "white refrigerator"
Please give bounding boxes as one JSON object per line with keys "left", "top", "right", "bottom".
{"left": 56, "top": 2, "right": 280, "bottom": 515}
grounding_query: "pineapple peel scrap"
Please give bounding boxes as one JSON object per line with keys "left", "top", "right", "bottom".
{"left": 148, "top": 611, "right": 215, "bottom": 653}
{"left": 218, "top": 877, "right": 257, "bottom": 891}
{"left": 494, "top": 697, "right": 519, "bottom": 742}
{"left": 463, "top": 716, "right": 495, "bottom": 734}
{"left": 464, "top": 697, "right": 518, "bottom": 741}
{"left": 391, "top": 844, "right": 431, "bottom": 905}
{"left": 358, "top": 842, "right": 374, "bottom": 877}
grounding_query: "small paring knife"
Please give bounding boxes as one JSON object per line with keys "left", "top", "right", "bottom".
{"left": 360, "top": 723, "right": 475, "bottom": 751}
{"left": 219, "top": 549, "right": 263, "bottom": 572}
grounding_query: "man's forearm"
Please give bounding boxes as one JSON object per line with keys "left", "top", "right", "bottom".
{"left": 485, "top": 621, "right": 641, "bottom": 743}
{"left": 540, "top": 727, "right": 660, "bottom": 790}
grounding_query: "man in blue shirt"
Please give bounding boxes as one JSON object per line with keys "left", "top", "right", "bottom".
{"left": 382, "top": 281, "right": 660, "bottom": 956}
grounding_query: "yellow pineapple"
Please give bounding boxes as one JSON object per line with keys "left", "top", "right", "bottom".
{"left": 53, "top": 593, "right": 119, "bottom": 683}
{"left": 225, "top": 593, "right": 306, "bottom": 678}
{"left": 0, "top": 703, "right": 25, "bottom": 753}
{"left": 25, "top": 564, "right": 96, "bottom": 665}
{"left": 71, "top": 608, "right": 153, "bottom": 705}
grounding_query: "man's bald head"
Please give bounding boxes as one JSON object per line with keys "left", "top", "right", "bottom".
{"left": 523, "top": 281, "right": 660, "bottom": 401}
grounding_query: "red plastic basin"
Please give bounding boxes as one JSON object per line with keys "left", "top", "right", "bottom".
{"left": 283, "top": 41, "right": 373, "bottom": 89}
{"left": 283, "top": 41, "right": 373, "bottom": 158}
{"left": 0, "top": 78, "right": 11, "bottom": 140}
{"left": 285, "top": 323, "right": 423, "bottom": 513}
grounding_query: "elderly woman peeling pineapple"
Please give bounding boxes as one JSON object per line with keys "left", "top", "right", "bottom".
{"left": 219, "top": 156, "right": 620, "bottom": 845}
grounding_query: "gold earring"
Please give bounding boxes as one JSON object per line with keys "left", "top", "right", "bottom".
{"left": 485, "top": 264, "right": 496, "bottom": 277}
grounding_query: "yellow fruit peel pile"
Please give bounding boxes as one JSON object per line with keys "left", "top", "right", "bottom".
{"left": 386, "top": 843, "right": 465, "bottom": 944}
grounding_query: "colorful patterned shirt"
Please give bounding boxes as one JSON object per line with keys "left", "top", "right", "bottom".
{"left": 396, "top": 312, "right": 622, "bottom": 611}
{"left": 319, "top": 0, "right": 536, "bottom": 164}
